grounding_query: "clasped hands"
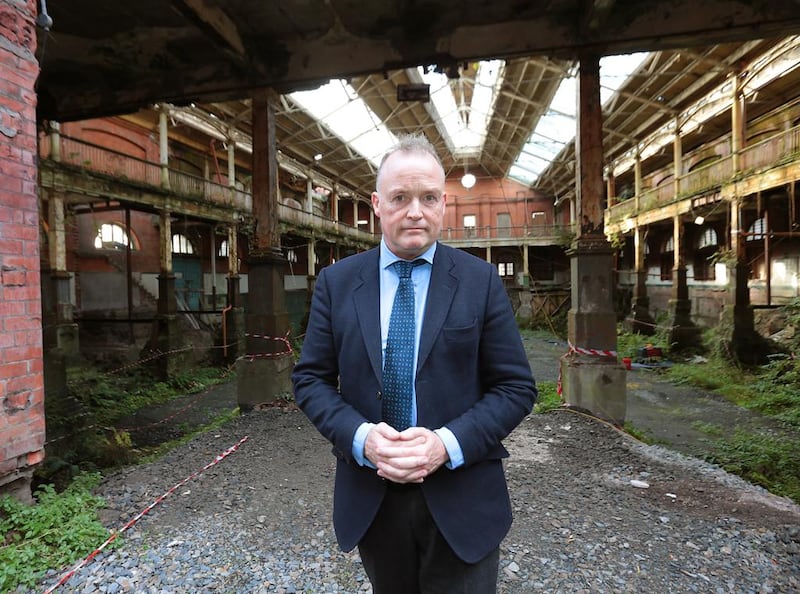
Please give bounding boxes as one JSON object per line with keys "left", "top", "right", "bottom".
{"left": 364, "top": 422, "right": 449, "bottom": 484}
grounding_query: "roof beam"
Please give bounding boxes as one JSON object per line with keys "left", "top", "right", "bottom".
{"left": 173, "top": 0, "right": 246, "bottom": 57}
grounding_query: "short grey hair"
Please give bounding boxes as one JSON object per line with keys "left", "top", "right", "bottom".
{"left": 376, "top": 133, "right": 443, "bottom": 187}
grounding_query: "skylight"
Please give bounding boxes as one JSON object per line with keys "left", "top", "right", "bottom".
{"left": 417, "top": 60, "right": 504, "bottom": 160}
{"left": 510, "top": 52, "right": 649, "bottom": 186}
{"left": 289, "top": 79, "right": 397, "bottom": 167}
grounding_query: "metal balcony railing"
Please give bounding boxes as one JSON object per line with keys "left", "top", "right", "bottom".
{"left": 42, "top": 134, "right": 254, "bottom": 212}
{"left": 443, "top": 224, "right": 573, "bottom": 242}
{"left": 40, "top": 134, "right": 573, "bottom": 247}
{"left": 40, "top": 135, "right": 384, "bottom": 242}
{"left": 607, "top": 124, "right": 800, "bottom": 227}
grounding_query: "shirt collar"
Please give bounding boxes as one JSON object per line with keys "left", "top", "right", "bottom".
{"left": 379, "top": 239, "right": 436, "bottom": 270}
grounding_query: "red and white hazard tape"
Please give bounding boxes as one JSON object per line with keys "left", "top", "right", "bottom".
{"left": 42, "top": 436, "right": 249, "bottom": 594}
{"left": 556, "top": 342, "right": 619, "bottom": 395}
{"left": 566, "top": 340, "right": 617, "bottom": 359}
{"left": 242, "top": 331, "right": 294, "bottom": 360}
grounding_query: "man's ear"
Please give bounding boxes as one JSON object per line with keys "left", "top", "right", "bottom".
{"left": 371, "top": 191, "right": 381, "bottom": 217}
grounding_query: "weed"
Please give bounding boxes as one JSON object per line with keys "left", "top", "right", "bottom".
{"left": 623, "top": 421, "right": 654, "bottom": 444}
{"left": 137, "top": 408, "right": 240, "bottom": 464}
{"left": 619, "top": 320, "right": 800, "bottom": 503}
{"left": 616, "top": 316, "right": 672, "bottom": 360}
{"left": 691, "top": 421, "right": 724, "bottom": 436}
{"left": 703, "top": 430, "right": 800, "bottom": 502}
{"left": 42, "top": 365, "right": 234, "bottom": 488}
{"left": 0, "top": 473, "right": 114, "bottom": 591}
{"left": 533, "top": 381, "right": 561, "bottom": 414}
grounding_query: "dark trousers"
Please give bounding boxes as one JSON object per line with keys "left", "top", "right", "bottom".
{"left": 357, "top": 485, "right": 500, "bottom": 594}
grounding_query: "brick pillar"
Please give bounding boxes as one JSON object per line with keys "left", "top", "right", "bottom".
{"left": 0, "top": 0, "right": 45, "bottom": 503}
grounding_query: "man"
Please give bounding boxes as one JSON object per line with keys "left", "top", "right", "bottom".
{"left": 291, "top": 134, "right": 536, "bottom": 593}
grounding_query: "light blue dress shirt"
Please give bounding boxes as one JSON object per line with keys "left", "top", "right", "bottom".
{"left": 351, "top": 240, "right": 465, "bottom": 469}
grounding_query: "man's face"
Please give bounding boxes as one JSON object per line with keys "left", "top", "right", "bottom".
{"left": 371, "top": 150, "right": 447, "bottom": 260}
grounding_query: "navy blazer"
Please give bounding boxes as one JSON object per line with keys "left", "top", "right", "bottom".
{"left": 292, "top": 242, "right": 536, "bottom": 563}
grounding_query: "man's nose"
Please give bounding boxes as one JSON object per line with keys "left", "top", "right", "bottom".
{"left": 406, "top": 198, "right": 424, "bottom": 217}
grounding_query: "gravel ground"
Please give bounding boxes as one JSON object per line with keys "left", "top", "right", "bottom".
{"left": 17, "top": 332, "right": 800, "bottom": 593}
{"left": 21, "top": 402, "right": 800, "bottom": 594}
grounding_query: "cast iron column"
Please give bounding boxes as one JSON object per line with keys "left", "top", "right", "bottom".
{"left": 667, "top": 217, "right": 699, "bottom": 349}
{"left": 627, "top": 224, "right": 655, "bottom": 334}
{"left": 155, "top": 209, "right": 181, "bottom": 380}
{"left": 722, "top": 69, "right": 761, "bottom": 363}
{"left": 560, "top": 54, "right": 626, "bottom": 425}
{"left": 237, "top": 88, "right": 292, "bottom": 409}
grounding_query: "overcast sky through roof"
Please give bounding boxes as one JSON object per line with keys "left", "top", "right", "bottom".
{"left": 509, "top": 52, "right": 649, "bottom": 186}
{"left": 290, "top": 53, "right": 649, "bottom": 184}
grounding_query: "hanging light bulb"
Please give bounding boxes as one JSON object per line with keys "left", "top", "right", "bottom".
{"left": 461, "top": 171, "right": 476, "bottom": 189}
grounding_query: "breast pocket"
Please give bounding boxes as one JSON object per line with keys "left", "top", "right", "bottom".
{"left": 442, "top": 318, "right": 478, "bottom": 342}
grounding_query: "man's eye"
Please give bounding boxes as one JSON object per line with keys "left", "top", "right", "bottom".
{"left": 391, "top": 194, "right": 407, "bottom": 203}
{"left": 423, "top": 194, "right": 440, "bottom": 204}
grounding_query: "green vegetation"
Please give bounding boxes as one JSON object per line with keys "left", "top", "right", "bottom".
{"left": 533, "top": 380, "right": 561, "bottom": 414}
{"left": 615, "top": 315, "right": 672, "bottom": 360}
{"left": 63, "top": 365, "right": 232, "bottom": 427}
{"left": 0, "top": 473, "right": 114, "bottom": 591}
{"left": 0, "top": 364, "right": 239, "bottom": 591}
{"left": 703, "top": 430, "right": 800, "bottom": 500}
{"left": 618, "top": 298, "right": 800, "bottom": 503}
{"left": 622, "top": 421, "right": 655, "bottom": 444}
{"left": 42, "top": 365, "right": 234, "bottom": 488}
{"left": 137, "top": 407, "right": 240, "bottom": 464}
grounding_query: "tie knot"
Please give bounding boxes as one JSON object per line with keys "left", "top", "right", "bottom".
{"left": 392, "top": 259, "right": 423, "bottom": 279}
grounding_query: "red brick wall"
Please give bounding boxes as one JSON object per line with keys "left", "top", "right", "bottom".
{"left": 443, "top": 176, "right": 549, "bottom": 230}
{"left": 0, "top": 0, "right": 45, "bottom": 499}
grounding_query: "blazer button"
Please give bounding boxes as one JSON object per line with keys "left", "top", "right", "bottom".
{"left": 376, "top": 391, "right": 382, "bottom": 400}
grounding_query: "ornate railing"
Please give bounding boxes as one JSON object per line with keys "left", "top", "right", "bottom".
{"left": 607, "top": 124, "right": 800, "bottom": 227}
{"left": 278, "top": 203, "right": 376, "bottom": 242}
{"left": 443, "top": 223, "right": 573, "bottom": 242}
{"left": 42, "top": 134, "right": 253, "bottom": 211}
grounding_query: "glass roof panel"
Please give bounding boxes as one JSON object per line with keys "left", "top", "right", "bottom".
{"left": 290, "top": 79, "right": 396, "bottom": 166}
{"left": 418, "top": 60, "right": 504, "bottom": 160}
{"left": 510, "top": 52, "right": 649, "bottom": 186}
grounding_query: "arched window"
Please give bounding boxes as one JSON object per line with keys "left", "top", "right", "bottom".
{"left": 694, "top": 226, "right": 718, "bottom": 281}
{"left": 697, "top": 227, "right": 718, "bottom": 249}
{"left": 95, "top": 223, "right": 136, "bottom": 250}
{"left": 747, "top": 218, "right": 766, "bottom": 241}
{"left": 171, "top": 233, "right": 195, "bottom": 255}
{"left": 218, "top": 239, "right": 229, "bottom": 257}
{"left": 660, "top": 236, "right": 674, "bottom": 281}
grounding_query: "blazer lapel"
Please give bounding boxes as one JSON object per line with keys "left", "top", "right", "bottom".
{"left": 417, "top": 246, "right": 457, "bottom": 371}
{"left": 353, "top": 252, "right": 383, "bottom": 384}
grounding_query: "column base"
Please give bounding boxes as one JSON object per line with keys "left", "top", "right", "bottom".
{"left": 236, "top": 354, "right": 294, "bottom": 412}
{"left": 146, "top": 314, "right": 187, "bottom": 381}
{"left": 624, "top": 298, "right": 656, "bottom": 336}
{"left": 718, "top": 304, "right": 772, "bottom": 365}
{"left": 560, "top": 354, "right": 627, "bottom": 426}
{"left": 667, "top": 299, "right": 701, "bottom": 350}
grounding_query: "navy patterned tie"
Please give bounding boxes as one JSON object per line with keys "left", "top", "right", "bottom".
{"left": 382, "top": 259, "right": 424, "bottom": 431}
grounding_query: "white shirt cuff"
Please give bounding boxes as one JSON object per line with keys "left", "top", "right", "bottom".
{"left": 352, "top": 422, "right": 376, "bottom": 468}
{"left": 434, "top": 427, "right": 464, "bottom": 469}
